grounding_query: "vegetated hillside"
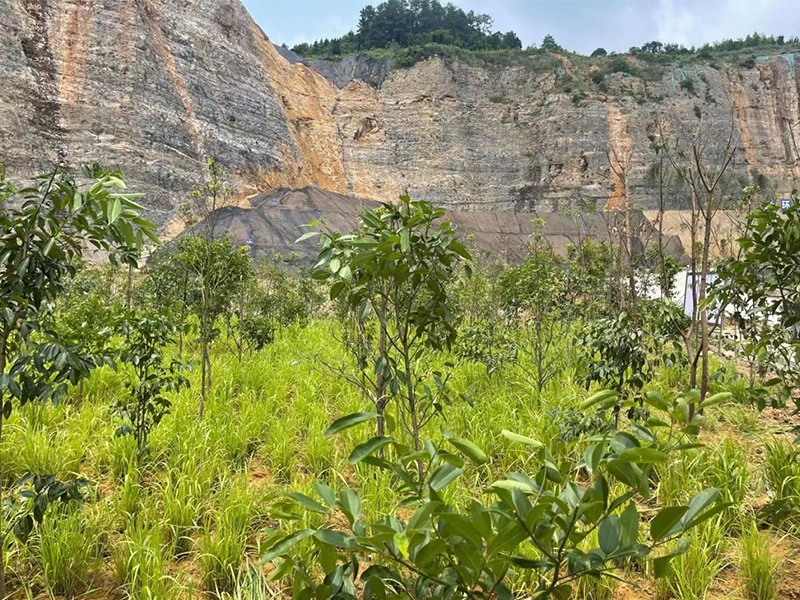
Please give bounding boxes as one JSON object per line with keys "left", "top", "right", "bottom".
{"left": 2, "top": 0, "right": 800, "bottom": 234}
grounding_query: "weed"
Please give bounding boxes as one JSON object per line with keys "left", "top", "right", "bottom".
{"left": 668, "top": 517, "right": 728, "bottom": 600}
{"left": 38, "top": 509, "right": 96, "bottom": 596}
{"left": 198, "top": 480, "right": 255, "bottom": 593}
{"left": 739, "top": 521, "right": 780, "bottom": 600}
{"left": 763, "top": 439, "right": 800, "bottom": 532}
{"left": 112, "top": 521, "right": 174, "bottom": 600}
{"left": 705, "top": 437, "right": 750, "bottom": 530}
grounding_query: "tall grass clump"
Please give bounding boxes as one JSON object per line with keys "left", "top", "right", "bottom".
{"left": 764, "top": 438, "right": 800, "bottom": 532}
{"left": 112, "top": 521, "right": 174, "bottom": 599}
{"left": 739, "top": 521, "right": 780, "bottom": 600}
{"left": 37, "top": 509, "right": 96, "bottom": 597}
{"left": 665, "top": 517, "right": 728, "bottom": 600}
{"left": 704, "top": 437, "right": 750, "bottom": 530}
{"left": 220, "top": 566, "right": 280, "bottom": 600}
{"left": 161, "top": 468, "right": 204, "bottom": 557}
{"left": 198, "top": 480, "right": 255, "bottom": 593}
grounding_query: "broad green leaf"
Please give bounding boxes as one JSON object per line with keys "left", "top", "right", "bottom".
{"left": 448, "top": 436, "right": 489, "bottom": 465}
{"left": 618, "top": 447, "right": 668, "bottom": 464}
{"left": 650, "top": 506, "right": 689, "bottom": 541}
{"left": 295, "top": 231, "right": 320, "bottom": 243}
{"left": 653, "top": 555, "right": 675, "bottom": 579}
{"left": 324, "top": 412, "right": 377, "bottom": 437}
{"left": 261, "top": 529, "right": 314, "bottom": 563}
{"left": 339, "top": 489, "right": 362, "bottom": 525}
{"left": 349, "top": 436, "right": 394, "bottom": 464}
{"left": 314, "top": 529, "right": 357, "bottom": 548}
{"left": 287, "top": 492, "right": 327, "bottom": 514}
{"left": 581, "top": 389, "right": 617, "bottom": 410}
{"left": 109, "top": 198, "right": 122, "bottom": 224}
{"left": 429, "top": 464, "right": 463, "bottom": 491}
{"left": 699, "top": 392, "right": 732, "bottom": 409}
{"left": 501, "top": 430, "right": 543, "bottom": 448}
{"left": 598, "top": 515, "right": 621, "bottom": 554}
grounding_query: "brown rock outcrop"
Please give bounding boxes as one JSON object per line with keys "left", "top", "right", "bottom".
{"left": 2, "top": 0, "right": 799, "bottom": 231}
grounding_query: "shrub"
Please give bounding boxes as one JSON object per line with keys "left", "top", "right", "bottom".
{"left": 608, "top": 57, "right": 634, "bottom": 74}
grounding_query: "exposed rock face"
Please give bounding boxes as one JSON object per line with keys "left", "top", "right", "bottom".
{"left": 2, "top": 0, "right": 799, "bottom": 231}
{"left": 0, "top": 0, "right": 347, "bottom": 224}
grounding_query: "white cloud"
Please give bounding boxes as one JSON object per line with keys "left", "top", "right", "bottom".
{"left": 656, "top": 0, "right": 799, "bottom": 48}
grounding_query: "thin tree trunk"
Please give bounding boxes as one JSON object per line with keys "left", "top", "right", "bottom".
{"left": 688, "top": 189, "right": 700, "bottom": 417}
{"left": 126, "top": 263, "right": 133, "bottom": 310}
{"left": 403, "top": 345, "right": 423, "bottom": 481}
{"left": 0, "top": 328, "right": 8, "bottom": 599}
{"left": 375, "top": 320, "right": 388, "bottom": 438}
{"left": 626, "top": 208, "right": 637, "bottom": 308}
{"left": 179, "top": 270, "right": 188, "bottom": 358}
{"left": 699, "top": 212, "right": 714, "bottom": 403}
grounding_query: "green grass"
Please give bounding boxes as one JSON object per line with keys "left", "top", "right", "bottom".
{"left": 112, "top": 520, "right": 175, "bottom": 599}
{"left": 37, "top": 508, "right": 96, "bottom": 597}
{"left": 666, "top": 517, "right": 729, "bottom": 600}
{"left": 4, "top": 320, "right": 798, "bottom": 599}
{"left": 763, "top": 438, "right": 800, "bottom": 533}
{"left": 739, "top": 521, "right": 781, "bottom": 600}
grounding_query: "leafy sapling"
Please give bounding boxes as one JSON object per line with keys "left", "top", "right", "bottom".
{"left": 0, "top": 163, "right": 156, "bottom": 596}
{"left": 115, "top": 312, "right": 190, "bottom": 469}
{"left": 263, "top": 388, "right": 730, "bottom": 599}
{"left": 304, "top": 196, "right": 471, "bottom": 461}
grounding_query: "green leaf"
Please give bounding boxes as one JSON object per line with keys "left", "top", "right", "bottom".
{"left": 349, "top": 436, "right": 394, "bottom": 464}
{"left": 650, "top": 506, "right": 689, "bottom": 541}
{"left": 295, "top": 231, "right": 320, "bottom": 243}
{"left": 653, "top": 555, "right": 675, "bottom": 579}
{"left": 312, "top": 483, "right": 337, "bottom": 508}
{"left": 339, "top": 489, "right": 361, "bottom": 525}
{"left": 448, "top": 436, "right": 489, "bottom": 465}
{"left": 598, "top": 515, "right": 621, "bottom": 554}
{"left": 644, "top": 391, "right": 670, "bottom": 412}
{"left": 501, "top": 430, "right": 543, "bottom": 448}
{"left": 699, "top": 392, "right": 732, "bottom": 409}
{"left": 617, "top": 447, "right": 668, "bottom": 464}
{"left": 620, "top": 503, "right": 639, "bottom": 547}
{"left": 314, "top": 529, "right": 356, "bottom": 548}
{"left": 682, "top": 489, "right": 722, "bottom": 527}
{"left": 286, "top": 492, "right": 327, "bottom": 514}
{"left": 324, "top": 412, "right": 377, "bottom": 437}
{"left": 109, "top": 198, "right": 122, "bottom": 224}
{"left": 406, "top": 500, "right": 442, "bottom": 531}
{"left": 429, "top": 463, "right": 463, "bottom": 491}
{"left": 581, "top": 389, "right": 617, "bottom": 410}
{"left": 261, "top": 529, "right": 315, "bottom": 563}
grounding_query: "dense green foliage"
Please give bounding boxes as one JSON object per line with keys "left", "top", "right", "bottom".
{"left": 291, "top": 0, "right": 521, "bottom": 57}
{"left": 1, "top": 164, "right": 799, "bottom": 600}
{"left": 629, "top": 32, "right": 800, "bottom": 61}
{"left": 289, "top": 0, "right": 799, "bottom": 76}
{"left": 711, "top": 196, "right": 800, "bottom": 436}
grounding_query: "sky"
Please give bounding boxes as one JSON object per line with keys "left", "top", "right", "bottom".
{"left": 241, "top": 0, "right": 800, "bottom": 56}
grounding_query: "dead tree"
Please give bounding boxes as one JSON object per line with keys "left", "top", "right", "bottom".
{"left": 659, "top": 114, "right": 738, "bottom": 409}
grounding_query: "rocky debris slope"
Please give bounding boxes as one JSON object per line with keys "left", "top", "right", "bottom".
{"left": 1, "top": 0, "right": 799, "bottom": 233}
{"left": 205, "top": 187, "right": 683, "bottom": 264}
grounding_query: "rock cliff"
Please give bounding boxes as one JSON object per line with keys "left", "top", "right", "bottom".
{"left": 2, "top": 0, "right": 799, "bottom": 231}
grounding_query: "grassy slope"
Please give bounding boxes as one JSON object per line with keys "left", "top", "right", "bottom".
{"left": 3, "top": 320, "right": 799, "bottom": 599}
